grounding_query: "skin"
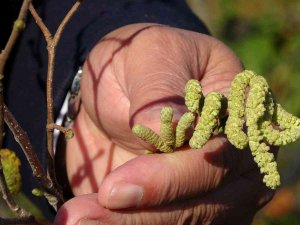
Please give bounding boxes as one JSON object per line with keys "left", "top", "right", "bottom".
{"left": 54, "top": 23, "right": 274, "bottom": 225}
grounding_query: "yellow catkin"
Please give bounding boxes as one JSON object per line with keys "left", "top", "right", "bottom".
{"left": 184, "top": 79, "right": 202, "bottom": 113}
{"left": 175, "top": 112, "right": 195, "bottom": 148}
{"left": 246, "top": 75, "right": 280, "bottom": 189}
{"left": 189, "top": 92, "right": 223, "bottom": 149}
{"left": 261, "top": 94, "right": 300, "bottom": 146}
{"left": 263, "top": 124, "right": 300, "bottom": 146}
{"left": 132, "top": 125, "right": 173, "bottom": 153}
{"left": 160, "top": 107, "right": 175, "bottom": 147}
{"left": 275, "top": 103, "right": 300, "bottom": 129}
{"left": 0, "top": 149, "right": 22, "bottom": 194}
{"left": 225, "top": 70, "right": 256, "bottom": 149}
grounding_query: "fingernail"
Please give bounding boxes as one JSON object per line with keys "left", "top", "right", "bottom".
{"left": 106, "top": 182, "right": 143, "bottom": 209}
{"left": 78, "top": 219, "right": 101, "bottom": 225}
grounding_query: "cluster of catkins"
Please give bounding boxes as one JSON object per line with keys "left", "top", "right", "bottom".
{"left": 132, "top": 70, "right": 300, "bottom": 189}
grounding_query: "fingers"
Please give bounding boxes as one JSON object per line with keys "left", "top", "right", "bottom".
{"left": 96, "top": 136, "right": 255, "bottom": 209}
{"left": 54, "top": 170, "right": 272, "bottom": 225}
{"left": 80, "top": 24, "right": 199, "bottom": 151}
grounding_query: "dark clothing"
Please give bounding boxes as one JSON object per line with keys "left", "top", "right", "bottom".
{"left": 3, "top": 0, "right": 208, "bottom": 220}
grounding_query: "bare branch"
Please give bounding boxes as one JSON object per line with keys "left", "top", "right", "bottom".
{"left": 28, "top": 3, "right": 52, "bottom": 45}
{"left": 4, "top": 105, "right": 49, "bottom": 184}
{"left": 53, "top": 0, "right": 82, "bottom": 46}
{"left": 3, "top": 105, "right": 64, "bottom": 208}
{"left": 46, "top": 0, "right": 83, "bottom": 160}
{"left": 28, "top": 2, "right": 82, "bottom": 203}
{"left": 29, "top": 0, "right": 82, "bottom": 159}
{"left": 47, "top": 123, "right": 74, "bottom": 139}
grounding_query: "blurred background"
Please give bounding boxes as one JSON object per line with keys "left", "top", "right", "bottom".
{"left": 186, "top": 0, "right": 300, "bottom": 224}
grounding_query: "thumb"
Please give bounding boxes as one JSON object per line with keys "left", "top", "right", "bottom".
{"left": 97, "top": 136, "right": 255, "bottom": 209}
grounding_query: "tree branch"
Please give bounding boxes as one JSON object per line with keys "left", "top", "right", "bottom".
{"left": 52, "top": 0, "right": 82, "bottom": 46}
{"left": 28, "top": 2, "right": 82, "bottom": 209}
{"left": 3, "top": 104, "right": 64, "bottom": 209}
{"left": 28, "top": 4, "right": 52, "bottom": 45}
{"left": 29, "top": 1, "right": 82, "bottom": 159}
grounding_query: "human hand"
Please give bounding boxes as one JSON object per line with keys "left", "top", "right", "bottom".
{"left": 54, "top": 23, "right": 274, "bottom": 225}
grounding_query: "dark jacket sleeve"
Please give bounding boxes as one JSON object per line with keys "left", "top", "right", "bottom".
{"left": 4, "top": 0, "right": 209, "bottom": 219}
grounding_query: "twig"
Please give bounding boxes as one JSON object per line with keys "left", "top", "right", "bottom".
{"left": 3, "top": 105, "right": 50, "bottom": 187}
{"left": 0, "top": 0, "right": 32, "bottom": 156}
{"left": 52, "top": 0, "right": 82, "bottom": 45}
{"left": 3, "top": 104, "right": 64, "bottom": 209}
{"left": 47, "top": 0, "right": 82, "bottom": 156}
{"left": 47, "top": 123, "right": 74, "bottom": 139}
{"left": 28, "top": 4, "right": 52, "bottom": 45}
{"left": 28, "top": 2, "right": 81, "bottom": 209}
{"left": 29, "top": 0, "right": 82, "bottom": 159}
{"left": 0, "top": 160, "right": 32, "bottom": 218}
